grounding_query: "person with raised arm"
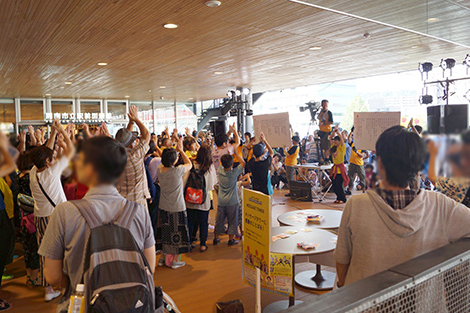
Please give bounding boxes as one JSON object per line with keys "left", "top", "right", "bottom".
{"left": 115, "top": 105, "right": 151, "bottom": 208}
{"left": 249, "top": 132, "right": 274, "bottom": 195}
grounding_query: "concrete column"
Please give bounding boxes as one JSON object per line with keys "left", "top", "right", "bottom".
{"left": 14, "top": 98, "right": 21, "bottom": 134}
{"left": 152, "top": 100, "right": 157, "bottom": 134}
{"left": 174, "top": 100, "right": 178, "bottom": 130}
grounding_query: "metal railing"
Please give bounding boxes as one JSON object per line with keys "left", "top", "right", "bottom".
{"left": 281, "top": 238, "right": 470, "bottom": 313}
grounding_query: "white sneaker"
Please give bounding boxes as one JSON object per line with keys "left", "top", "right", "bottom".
{"left": 45, "top": 290, "right": 61, "bottom": 302}
{"left": 171, "top": 261, "right": 186, "bottom": 269}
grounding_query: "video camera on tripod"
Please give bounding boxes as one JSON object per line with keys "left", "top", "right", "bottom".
{"left": 299, "top": 101, "right": 321, "bottom": 122}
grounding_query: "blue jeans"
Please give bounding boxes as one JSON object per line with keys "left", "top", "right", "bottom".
{"left": 215, "top": 204, "right": 239, "bottom": 236}
{"left": 187, "top": 209, "right": 209, "bottom": 246}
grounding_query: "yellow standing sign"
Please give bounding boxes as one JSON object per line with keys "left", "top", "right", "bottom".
{"left": 243, "top": 189, "right": 272, "bottom": 285}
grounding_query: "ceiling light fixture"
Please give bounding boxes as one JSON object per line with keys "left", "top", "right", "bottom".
{"left": 309, "top": 46, "right": 322, "bottom": 50}
{"left": 399, "top": 61, "right": 408, "bottom": 65}
{"left": 159, "top": 86, "right": 166, "bottom": 89}
{"left": 427, "top": 17, "right": 439, "bottom": 23}
{"left": 163, "top": 23, "right": 178, "bottom": 29}
{"left": 148, "top": 89, "right": 152, "bottom": 92}
{"left": 125, "top": 95, "right": 130, "bottom": 98}
{"left": 45, "top": 94, "right": 51, "bottom": 97}
{"left": 411, "top": 45, "right": 418, "bottom": 49}
{"left": 214, "top": 71, "right": 224, "bottom": 75}
{"left": 97, "top": 62, "right": 108, "bottom": 66}
{"left": 65, "top": 82, "right": 72, "bottom": 85}
{"left": 205, "top": 0, "right": 221, "bottom": 7}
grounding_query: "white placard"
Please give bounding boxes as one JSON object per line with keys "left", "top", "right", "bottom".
{"left": 353, "top": 112, "right": 401, "bottom": 151}
{"left": 253, "top": 112, "right": 291, "bottom": 148}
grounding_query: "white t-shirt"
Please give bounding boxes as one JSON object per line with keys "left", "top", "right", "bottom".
{"left": 30, "top": 156, "right": 69, "bottom": 217}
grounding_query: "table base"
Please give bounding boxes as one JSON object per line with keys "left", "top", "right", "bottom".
{"left": 263, "top": 300, "right": 304, "bottom": 313}
{"left": 295, "top": 268, "right": 336, "bottom": 290}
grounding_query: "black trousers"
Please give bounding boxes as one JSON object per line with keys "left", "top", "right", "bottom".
{"left": 332, "top": 175, "right": 347, "bottom": 202}
{"left": 0, "top": 210, "right": 14, "bottom": 290}
{"left": 187, "top": 208, "right": 210, "bottom": 246}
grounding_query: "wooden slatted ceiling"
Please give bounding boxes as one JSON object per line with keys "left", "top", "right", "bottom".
{"left": 0, "top": 0, "right": 468, "bottom": 102}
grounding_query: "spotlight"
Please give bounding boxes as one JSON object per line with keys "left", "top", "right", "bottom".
{"left": 419, "top": 95, "right": 433, "bottom": 105}
{"left": 242, "top": 87, "right": 250, "bottom": 95}
{"left": 418, "top": 62, "right": 433, "bottom": 73}
{"left": 418, "top": 62, "right": 433, "bottom": 80}
{"left": 463, "top": 54, "right": 470, "bottom": 67}
{"left": 235, "top": 90, "right": 241, "bottom": 96}
{"left": 440, "top": 58, "right": 456, "bottom": 70}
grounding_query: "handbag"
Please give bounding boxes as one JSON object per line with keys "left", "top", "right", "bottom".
{"left": 21, "top": 213, "right": 36, "bottom": 234}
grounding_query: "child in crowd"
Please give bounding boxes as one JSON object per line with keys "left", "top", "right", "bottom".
{"left": 214, "top": 149, "right": 245, "bottom": 246}
{"left": 329, "top": 127, "right": 349, "bottom": 204}
{"left": 212, "top": 123, "right": 240, "bottom": 172}
{"left": 237, "top": 173, "right": 251, "bottom": 238}
{"left": 156, "top": 137, "right": 193, "bottom": 269}
{"left": 185, "top": 144, "right": 217, "bottom": 252}
{"left": 271, "top": 154, "right": 288, "bottom": 189}
{"left": 364, "top": 164, "right": 379, "bottom": 190}
{"left": 183, "top": 131, "right": 199, "bottom": 161}
{"left": 248, "top": 132, "right": 274, "bottom": 195}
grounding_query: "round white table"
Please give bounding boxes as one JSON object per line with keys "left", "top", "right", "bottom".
{"left": 277, "top": 209, "right": 343, "bottom": 230}
{"left": 263, "top": 226, "right": 337, "bottom": 313}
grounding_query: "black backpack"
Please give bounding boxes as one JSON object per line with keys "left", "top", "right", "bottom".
{"left": 184, "top": 168, "right": 206, "bottom": 205}
{"left": 72, "top": 199, "right": 156, "bottom": 313}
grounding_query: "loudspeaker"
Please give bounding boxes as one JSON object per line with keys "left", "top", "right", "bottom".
{"left": 427, "top": 104, "right": 468, "bottom": 134}
{"left": 289, "top": 181, "right": 312, "bottom": 201}
{"left": 210, "top": 120, "right": 227, "bottom": 137}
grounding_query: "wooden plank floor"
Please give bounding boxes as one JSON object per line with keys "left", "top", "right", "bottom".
{"left": 2, "top": 189, "right": 347, "bottom": 312}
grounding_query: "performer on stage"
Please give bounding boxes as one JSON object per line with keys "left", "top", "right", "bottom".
{"left": 318, "top": 100, "right": 334, "bottom": 163}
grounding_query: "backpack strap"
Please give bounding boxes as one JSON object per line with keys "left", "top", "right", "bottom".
{"left": 115, "top": 200, "right": 139, "bottom": 230}
{"left": 71, "top": 199, "right": 140, "bottom": 230}
{"left": 71, "top": 199, "right": 102, "bottom": 229}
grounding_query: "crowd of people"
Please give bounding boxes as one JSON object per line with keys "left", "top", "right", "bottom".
{"left": 0, "top": 100, "right": 469, "bottom": 312}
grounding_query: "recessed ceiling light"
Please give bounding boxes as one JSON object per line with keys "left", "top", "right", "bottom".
{"left": 399, "top": 61, "right": 408, "bottom": 65}
{"left": 214, "top": 71, "right": 224, "bottom": 75}
{"left": 411, "top": 45, "right": 418, "bottom": 49}
{"left": 159, "top": 86, "right": 166, "bottom": 89}
{"left": 148, "top": 90, "right": 152, "bottom": 92}
{"left": 205, "top": 0, "right": 222, "bottom": 7}
{"left": 65, "top": 81, "right": 72, "bottom": 85}
{"left": 97, "top": 62, "right": 108, "bottom": 66}
{"left": 309, "top": 46, "right": 322, "bottom": 50}
{"left": 189, "top": 97, "right": 194, "bottom": 100}
{"left": 45, "top": 93, "right": 51, "bottom": 96}
{"left": 163, "top": 23, "right": 178, "bottom": 29}
{"left": 427, "top": 17, "right": 439, "bottom": 23}
{"left": 125, "top": 95, "right": 130, "bottom": 98}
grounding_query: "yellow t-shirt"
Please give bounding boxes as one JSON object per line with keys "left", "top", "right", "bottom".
{"left": 285, "top": 146, "right": 299, "bottom": 166}
{"left": 185, "top": 150, "right": 198, "bottom": 159}
{"left": 319, "top": 110, "right": 333, "bottom": 133}
{"left": 331, "top": 144, "right": 346, "bottom": 174}
{"left": 348, "top": 143, "right": 364, "bottom": 166}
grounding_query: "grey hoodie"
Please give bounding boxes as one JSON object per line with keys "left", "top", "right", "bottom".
{"left": 335, "top": 189, "right": 470, "bottom": 286}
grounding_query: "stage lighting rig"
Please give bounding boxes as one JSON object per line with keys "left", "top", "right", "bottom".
{"left": 440, "top": 58, "right": 456, "bottom": 77}
{"left": 463, "top": 54, "right": 470, "bottom": 75}
{"left": 418, "top": 62, "right": 433, "bottom": 80}
{"left": 419, "top": 95, "right": 433, "bottom": 105}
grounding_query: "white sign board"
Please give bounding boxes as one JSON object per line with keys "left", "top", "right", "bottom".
{"left": 253, "top": 112, "right": 291, "bottom": 148}
{"left": 354, "top": 112, "right": 401, "bottom": 151}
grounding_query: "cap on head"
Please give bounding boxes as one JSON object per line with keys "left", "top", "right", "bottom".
{"left": 115, "top": 128, "right": 136, "bottom": 147}
{"left": 292, "top": 135, "right": 300, "bottom": 143}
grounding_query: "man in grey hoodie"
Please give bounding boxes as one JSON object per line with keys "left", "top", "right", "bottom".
{"left": 335, "top": 126, "right": 470, "bottom": 287}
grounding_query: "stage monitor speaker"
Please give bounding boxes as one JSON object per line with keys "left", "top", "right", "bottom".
{"left": 289, "top": 181, "right": 312, "bottom": 201}
{"left": 427, "top": 104, "right": 468, "bottom": 134}
{"left": 210, "top": 120, "right": 227, "bottom": 137}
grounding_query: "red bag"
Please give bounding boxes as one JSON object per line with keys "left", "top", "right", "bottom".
{"left": 21, "top": 213, "right": 36, "bottom": 234}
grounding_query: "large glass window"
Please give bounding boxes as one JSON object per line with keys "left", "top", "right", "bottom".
{"left": 107, "top": 101, "right": 127, "bottom": 120}
{"left": 0, "top": 99, "right": 15, "bottom": 124}
{"left": 20, "top": 99, "right": 44, "bottom": 121}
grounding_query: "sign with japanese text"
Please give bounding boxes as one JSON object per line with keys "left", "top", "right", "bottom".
{"left": 243, "top": 189, "right": 271, "bottom": 290}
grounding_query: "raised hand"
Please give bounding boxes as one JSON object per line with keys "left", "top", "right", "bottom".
{"left": 176, "top": 136, "right": 184, "bottom": 152}
{"left": 127, "top": 105, "right": 138, "bottom": 122}
{"left": 18, "top": 130, "right": 26, "bottom": 143}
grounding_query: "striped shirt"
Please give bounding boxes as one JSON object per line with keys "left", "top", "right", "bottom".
{"left": 117, "top": 140, "right": 150, "bottom": 203}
